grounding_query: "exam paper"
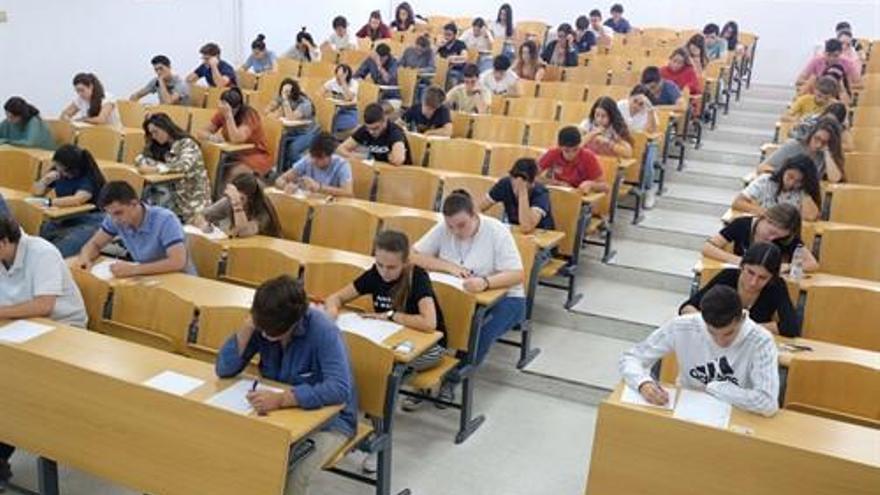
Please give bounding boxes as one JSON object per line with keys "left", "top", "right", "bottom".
{"left": 143, "top": 370, "right": 205, "bottom": 396}
{"left": 0, "top": 320, "right": 55, "bottom": 343}
{"left": 620, "top": 384, "right": 678, "bottom": 410}
{"left": 673, "top": 388, "right": 732, "bottom": 429}
{"left": 429, "top": 272, "right": 465, "bottom": 290}
{"left": 90, "top": 260, "right": 116, "bottom": 280}
{"left": 336, "top": 312, "right": 402, "bottom": 344}
{"left": 184, "top": 224, "right": 229, "bottom": 240}
{"left": 205, "top": 379, "right": 284, "bottom": 415}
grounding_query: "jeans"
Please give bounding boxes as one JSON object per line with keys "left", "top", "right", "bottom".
{"left": 642, "top": 140, "right": 659, "bottom": 192}
{"left": 477, "top": 55, "right": 494, "bottom": 73}
{"left": 446, "top": 67, "right": 465, "bottom": 88}
{"left": 285, "top": 430, "right": 348, "bottom": 495}
{"left": 0, "top": 443, "right": 13, "bottom": 461}
{"left": 475, "top": 296, "right": 527, "bottom": 365}
{"left": 39, "top": 212, "right": 104, "bottom": 258}
{"left": 280, "top": 124, "right": 320, "bottom": 172}
{"left": 333, "top": 108, "right": 358, "bottom": 133}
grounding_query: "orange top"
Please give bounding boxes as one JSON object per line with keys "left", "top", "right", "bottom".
{"left": 212, "top": 108, "right": 273, "bottom": 175}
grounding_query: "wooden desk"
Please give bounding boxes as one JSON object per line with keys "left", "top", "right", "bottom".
{"left": 0, "top": 319, "right": 341, "bottom": 495}
{"left": 140, "top": 272, "right": 256, "bottom": 308}
{"left": 279, "top": 118, "right": 312, "bottom": 129}
{"left": 221, "top": 236, "right": 375, "bottom": 269}
{"left": 585, "top": 384, "right": 880, "bottom": 495}
{"left": 0, "top": 186, "right": 95, "bottom": 220}
{"left": 96, "top": 159, "right": 186, "bottom": 185}
{"left": 206, "top": 141, "right": 256, "bottom": 153}
{"left": 327, "top": 98, "right": 357, "bottom": 108}
{"left": 776, "top": 336, "right": 880, "bottom": 370}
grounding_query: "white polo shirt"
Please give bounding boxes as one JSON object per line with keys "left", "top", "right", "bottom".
{"left": 0, "top": 233, "right": 87, "bottom": 327}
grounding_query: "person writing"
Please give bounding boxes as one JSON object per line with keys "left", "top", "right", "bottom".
{"left": 538, "top": 126, "right": 608, "bottom": 193}
{"left": 275, "top": 132, "right": 354, "bottom": 197}
{"left": 337, "top": 103, "right": 411, "bottom": 166}
{"left": 400, "top": 86, "right": 453, "bottom": 137}
{"left": 192, "top": 173, "right": 281, "bottom": 238}
{"left": 130, "top": 55, "right": 191, "bottom": 105}
{"left": 480, "top": 158, "right": 555, "bottom": 233}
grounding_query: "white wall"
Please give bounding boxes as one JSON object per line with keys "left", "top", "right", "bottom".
{"left": 1, "top": 0, "right": 878, "bottom": 116}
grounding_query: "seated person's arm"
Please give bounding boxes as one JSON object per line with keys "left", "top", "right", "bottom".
{"left": 60, "top": 102, "right": 78, "bottom": 120}
{"left": 304, "top": 176, "right": 353, "bottom": 197}
{"left": 274, "top": 168, "right": 299, "bottom": 190}
{"left": 800, "top": 195, "right": 819, "bottom": 221}
{"left": 612, "top": 138, "right": 633, "bottom": 158}
{"left": 731, "top": 192, "right": 765, "bottom": 216}
{"left": 705, "top": 338, "right": 779, "bottom": 416}
{"left": 0, "top": 295, "right": 57, "bottom": 320}
{"left": 477, "top": 193, "right": 496, "bottom": 212}
{"left": 124, "top": 243, "right": 188, "bottom": 277}
{"left": 388, "top": 141, "right": 407, "bottom": 165}
{"left": 411, "top": 250, "right": 470, "bottom": 279}
{"left": 801, "top": 248, "right": 818, "bottom": 272}
{"left": 336, "top": 136, "right": 361, "bottom": 158}
{"left": 393, "top": 296, "right": 438, "bottom": 332}
{"left": 701, "top": 233, "right": 741, "bottom": 265}
{"left": 77, "top": 229, "right": 114, "bottom": 269}
{"left": 195, "top": 121, "right": 220, "bottom": 141}
{"left": 619, "top": 322, "right": 676, "bottom": 405}
{"left": 129, "top": 87, "right": 149, "bottom": 102}
{"left": 50, "top": 189, "right": 93, "bottom": 208}
{"left": 449, "top": 49, "right": 468, "bottom": 64}
{"left": 288, "top": 325, "right": 353, "bottom": 409}
{"left": 823, "top": 150, "right": 843, "bottom": 183}
{"left": 425, "top": 122, "right": 453, "bottom": 137}
{"left": 536, "top": 167, "right": 567, "bottom": 187}
{"left": 508, "top": 80, "right": 521, "bottom": 97}
{"left": 215, "top": 318, "right": 260, "bottom": 377}
{"left": 756, "top": 161, "right": 775, "bottom": 174}
{"left": 185, "top": 71, "right": 199, "bottom": 83}
{"left": 223, "top": 113, "right": 252, "bottom": 144}
{"left": 324, "top": 284, "right": 359, "bottom": 318}
{"left": 534, "top": 66, "right": 545, "bottom": 82}
{"left": 83, "top": 102, "right": 115, "bottom": 125}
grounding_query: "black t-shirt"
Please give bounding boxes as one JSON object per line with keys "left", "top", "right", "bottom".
{"left": 438, "top": 40, "right": 467, "bottom": 69}
{"left": 488, "top": 177, "right": 555, "bottom": 230}
{"left": 680, "top": 268, "right": 801, "bottom": 337}
{"left": 352, "top": 121, "right": 412, "bottom": 164}
{"left": 353, "top": 264, "right": 447, "bottom": 338}
{"left": 401, "top": 105, "right": 451, "bottom": 133}
{"left": 719, "top": 216, "right": 801, "bottom": 261}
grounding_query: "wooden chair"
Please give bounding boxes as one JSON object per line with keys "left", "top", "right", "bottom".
{"left": 609, "top": 70, "right": 640, "bottom": 87}
{"left": 339, "top": 50, "right": 371, "bottom": 69}
{"left": 357, "top": 82, "right": 381, "bottom": 125}
{"left": 451, "top": 111, "right": 472, "bottom": 138}
{"left": 223, "top": 244, "right": 302, "bottom": 288}
{"left": 300, "top": 62, "right": 337, "bottom": 80}
{"left": 824, "top": 185, "right": 880, "bottom": 228}
{"left": 564, "top": 66, "right": 610, "bottom": 85}
{"left": 204, "top": 87, "right": 225, "bottom": 109}
{"left": 188, "top": 107, "right": 218, "bottom": 134}
{"left": 557, "top": 101, "right": 590, "bottom": 125}
{"left": 0, "top": 149, "right": 41, "bottom": 192}
{"left": 148, "top": 105, "right": 190, "bottom": 130}
{"left": 432, "top": 57, "right": 450, "bottom": 91}
{"left": 441, "top": 175, "right": 502, "bottom": 218}
{"left": 262, "top": 116, "right": 284, "bottom": 171}
{"left": 852, "top": 107, "right": 880, "bottom": 127}
{"left": 5, "top": 198, "right": 44, "bottom": 235}
{"left": 587, "top": 85, "right": 633, "bottom": 105}
{"left": 514, "top": 21, "right": 549, "bottom": 46}
{"left": 426, "top": 139, "right": 487, "bottom": 174}
{"left": 518, "top": 80, "right": 538, "bottom": 98}
{"left": 187, "top": 84, "right": 208, "bottom": 107}
{"left": 801, "top": 282, "right": 880, "bottom": 352}
{"left": 45, "top": 119, "right": 75, "bottom": 146}
{"left": 537, "top": 82, "right": 588, "bottom": 102}
{"left": 375, "top": 166, "right": 442, "bottom": 210}
{"left": 104, "top": 284, "right": 194, "bottom": 354}
{"left": 538, "top": 186, "right": 590, "bottom": 308}
{"left": 350, "top": 159, "right": 377, "bottom": 200}
{"left": 841, "top": 153, "right": 880, "bottom": 186}
{"left": 69, "top": 267, "right": 111, "bottom": 333}
{"left": 116, "top": 100, "right": 146, "bottom": 129}
{"left": 265, "top": 190, "right": 309, "bottom": 241}
{"left": 526, "top": 120, "right": 563, "bottom": 148}
{"left": 471, "top": 115, "right": 527, "bottom": 145}
{"left": 308, "top": 203, "right": 380, "bottom": 254}
{"left": 76, "top": 126, "right": 123, "bottom": 161}
{"left": 380, "top": 214, "right": 437, "bottom": 243}
{"left": 187, "top": 305, "right": 251, "bottom": 363}
{"left": 302, "top": 260, "right": 368, "bottom": 301}
{"left": 186, "top": 233, "right": 224, "bottom": 279}
{"left": 815, "top": 226, "right": 880, "bottom": 281}
{"left": 852, "top": 127, "right": 880, "bottom": 152}
{"left": 235, "top": 70, "right": 259, "bottom": 91}
{"left": 405, "top": 131, "right": 429, "bottom": 167}
{"left": 486, "top": 144, "right": 544, "bottom": 177}
{"left": 398, "top": 68, "right": 421, "bottom": 108}
{"left": 120, "top": 130, "right": 146, "bottom": 165}
{"left": 277, "top": 58, "right": 301, "bottom": 77}
{"left": 505, "top": 98, "right": 559, "bottom": 121}
{"left": 98, "top": 164, "right": 145, "bottom": 197}
{"left": 785, "top": 360, "right": 880, "bottom": 428}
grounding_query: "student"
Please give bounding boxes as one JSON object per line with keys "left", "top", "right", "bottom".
{"left": 481, "top": 158, "right": 555, "bottom": 233}
{"left": 461, "top": 18, "right": 495, "bottom": 71}
{"left": 702, "top": 203, "right": 818, "bottom": 272}
{"left": 735, "top": 155, "right": 821, "bottom": 221}
{"left": 538, "top": 126, "right": 608, "bottom": 193}
{"left": 480, "top": 55, "right": 520, "bottom": 97}
{"left": 812, "top": 63, "right": 852, "bottom": 105}
{"left": 412, "top": 190, "right": 525, "bottom": 365}
{"left": 60, "top": 73, "right": 121, "bottom": 127}
{"left": 186, "top": 42, "right": 237, "bottom": 88}
{"left": 196, "top": 87, "right": 273, "bottom": 179}
{"left": 390, "top": 2, "right": 417, "bottom": 32}
{"left": 215, "top": 274, "right": 356, "bottom": 495}
{"left": 265, "top": 78, "right": 318, "bottom": 167}
{"left": 686, "top": 34, "right": 709, "bottom": 73}
{"left": 437, "top": 22, "right": 470, "bottom": 81}
{"left": 574, "top": 16, "right": 597, "bottom": 54}
{"left": 400, "top": 86, "right": 452, "bottom": 137}
{"left": 241, "top": 34, "right": 278, "bottom": 73}
{"left": 323, "top": 64, "right": 359, "bottom": 133}
{"left": 604, "top": 4, "right": 632, "bottom": 34}
{"left": 76, "top": 181, "right": 193, "bottom": 277}
{"left": 721, "top": 21, "right": 739, "bottom": 52}
{"left": 355, "top": 43, "right": 399, "bottom": 86}
{"left": 580, "top": 96, "right": 634, "bottom": 158}
{"left": 620, "top": 284, "right": 780, "bottom": 416}
{"left": 135, "top": 113, "right": 211, "bottom": 223}
{"left": 836, "top": 29, "right": 862, "bottom": 64}
{"left": 588, "top": 9, "right": 614, "bottom": 47}
{"left": 835, "top": 22, "right": 865, "bottom": 58}
{"left": 758, "top": 117, "right": 844, "bottom": 183}
{"left": 660, "top": 48, "right": 703, "bottom": 97}
{"left": 446, "top": 64, "right": 490, "bottom": 114}
{"left": 797, "top": 39, "right": 861, "bottom": 88}
{"left": 32, "top": 144, "right": 107, "bottom": 257}
{"left": 789, "top": 102, "right": 853, "bottom": 152}
{"left": 285, "top": 28, "right": 321, "bottom": 62}
{"left": 703, "top": 23, "right": 729, "bottom": 61}
{"left": 784, "top": 76, "right": 837, "bottom": 121}
{"left": 130, "top": 55, "right": 191, "bottom": 105}
{"left": 492, "top": 4, "right": 514, "bottom": 40}
{"left": 617, "top": 85, "right": 659, "bottom": 133}
{"left": 513, "top": 41, "right": 546, "bottom": 81}
{"left": 541, "top": 24, "right": 578, "bottom": 67}
{"left": 356, "top": 10, "right": 392, "bottom": 41}
{"left": 338, "top": 103, "right": 410, "bottom": 165}
{"left": 193, "top": 173, "right": 280, "bottom": 238}
{"left": 322, "top": 16, "right": 355, "bottom": 52}
{"left": 682, "top": 243, "right": 799, "bottom": 337}
{"left": 401, "top": 34, "right": 436, "bottom": 73}
{"left": 641, "top": 66, "right": 682, "bottom": 106}
{"left": 0, "top": 97, "right": 55, "bottom": 150}
{"left": 275, "top": 132, "right": 353, "bottom": 197}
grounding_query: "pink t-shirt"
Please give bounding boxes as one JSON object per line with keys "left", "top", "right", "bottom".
{"left": 800, "top": 54, "right": 861, "bottom": 83}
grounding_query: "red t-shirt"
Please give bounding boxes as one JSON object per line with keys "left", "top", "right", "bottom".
{"left": 211, "top": 108, "right": 273, "bottom": 175}
{"left": 660, "top": 65, "right": 703, "bottom": 96}
{"left": 538, "top": 147, "right": 603, "bottom": 188}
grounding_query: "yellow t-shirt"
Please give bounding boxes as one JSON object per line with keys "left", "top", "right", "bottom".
{"left": 789, "top": 94, "right": 825, "bottom": 119}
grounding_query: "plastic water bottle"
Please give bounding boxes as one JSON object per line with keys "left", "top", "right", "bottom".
{"left": 790, "top": 245, "right": 805, "bottom": 282}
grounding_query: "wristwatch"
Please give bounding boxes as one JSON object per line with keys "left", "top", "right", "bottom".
{"left": 385, "top": 310, "right": 395, "bottom": 321}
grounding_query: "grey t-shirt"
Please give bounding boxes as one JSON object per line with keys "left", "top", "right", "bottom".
{"left": 766, "top": 139, "right": 824, "bottom": 179}
{"left": 141, "top": 74, "right": 190, "bottom": 105}
{"left": 273, "top": 94, "right": 315, "bottom": 120}
{"left": 742, "top": 174, "right": 802, "bottom": 209}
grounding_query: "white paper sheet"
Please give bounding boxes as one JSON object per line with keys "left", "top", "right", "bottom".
{"left": 143, "top": 370, "right": 205, "bottom": 396}
{"left": 205, "top": 379, "right": 284, "bottom": 415}
{"left": 673, "top": 388, "right": 732, "bottom": 429}
{"left": 336, "top": 312, "right": 402, "bottom": 344}
{"left": 0, "top": 320, "right": 55, "bottom": 343}
{"left": 429, "top": 272, "right": 465, "bottom": 290}
{"left": 620, "top": 384, "right": 678, "bottom": 410}
{"left": 184, "top": 224, "right": 229, "bottom": 240}
{"left": 89, "top": 260, "right": 116, "bottom": 280}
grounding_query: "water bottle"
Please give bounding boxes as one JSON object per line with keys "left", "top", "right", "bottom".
{"left": 790, "top": 245, "right": 805, "bottom": 282}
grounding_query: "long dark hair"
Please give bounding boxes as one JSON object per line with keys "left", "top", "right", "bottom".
{"left": 721, "top": 21, "right": 739, "bottom": 50}
{"left": 496, "top": 3, "right": 514, "bottom": 38}
{"left": 515, "top": 40, "right": 540, "bottom": 75}
{"left": 589, "top": 96, "right": 634, "bottom": 145}
{"left": 220, "top": 87, "right": 253, "bottom": 125}
{"left": 72, "top": 73, "right": 106, "bottom": 117}
{"left": 278, "top": 77, "right": 304, "bottom": 103}
{"left": 3, "top": 97, "right": 41, "bottom": 124}
{"left": 51, "top": 144, "right": 107, "bottom": 194}
{"left": 374, "top": 230, "right": 413, "bottom": 311}
{"left": 296, "top": 27, "right": 316, "bottom": 61}
{"left": 770, "top": 154, "right": 822, "bottom": 208}
{"left": 394, "top": 2, "right": 415, "bottom": 30}
{"left": 805, "top": 117, "right": 845, "bottom": 175}
{"left": 687, "top": 33, "right": 709, "bottom": 67}
{"left": 740, "top": 242, "right": 783, "bottom": 278}
{"left": 142, "top": 112, "right": 191, "bottom": 160}
{"left": 669, "top": 47, "right": 694, "bottom": 69}
{"left": 230, "top": 173, "right": 280, "bottom": 237}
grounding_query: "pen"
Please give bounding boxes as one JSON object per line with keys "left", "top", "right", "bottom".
{"left": 251, "top": 379, "right": 259, "bottom": 392}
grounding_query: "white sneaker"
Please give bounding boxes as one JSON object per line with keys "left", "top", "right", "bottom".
{"left": 644, "top": 190, "right": 657, "bottom": 210}
{"left": 361, "top": 452, "right": 377, "bottom": 474}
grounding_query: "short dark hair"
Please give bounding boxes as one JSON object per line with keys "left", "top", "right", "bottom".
{"left": 375, "top": 229, "right": 409, "bottom": 257}
{"left": 442, "top": 189, "right": 475, "bottom": 217}
{"left": 370, "top": 10, "right": 382, "bottom": 20}
{"left": 309, "top": 132, "right": 337, "bottom": 157}
{"left": 444, "top": 22, "right": 458, "bottom": 35}
{"left": 0, "top": 215, "right": 22, "bottom": 244}
{"left": 611, "top": 3, "right": 624, "bottom": 13}
{"left": 375, "top": 43, "right": 391, "bottom": 58}
{"left": 509, "top": 158, "right": 538, "bottom": 182}
{"left": 835, "top": 21, "right": 851, "bottom": 32}
{"left": 630, "top": 84, "right": 652, "bottom": 98}
{"left": 741, "top": 242, "right": 783, "bottom": 277}
{"left": 589, "top": 9, "right": 602, "bottom": 18}
{"left": 150, "top": 55, "right": 171, "bottom": 67}
{"left": 364, "top": 102, "right": 385, "bottom": 124}
{"left": 700, "top": 285, "right": 744, "bottom": 328}
{"left": 703, "top": 23, "right": 720, "bottom": 36}
{"left": 825, "top": 38, "right": 843, "bottom": 53}
{"left": 199, "top": 42, "right": 221, "bottom": 57}
{"left": 558, "top": 126, "right": 582, "bottom": 147}
{"left": 492, "top": 55, "right": 511, "bottom": 72}
{"left": 98, "top": 181, "right": 139, "bottom": 208}
{"left": 423, "top": 86, "right": 446, "bottom": 108}
{"left": 251, "top": 275, "right": 308, "bottom": 336}
{"left": 332, "top": 15, "right": 348, "bottom": 29}
{"left": 462, "top": 63, "right": 480, "bottom": 78}
{"left": 557, "top": 23, "right": 573, "bottom": 35}
{"left": 641, "top": 66, "right": 662, "bottom": 85}
{"left": 575, "top": 15, "right": 589, "bottom": 31}
{"left": 472, "top": 17, "right": 486, "bottom": 28}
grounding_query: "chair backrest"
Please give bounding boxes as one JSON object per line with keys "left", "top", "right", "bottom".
{"left": 0, "top": 149, "right": 42, "bottom": 192}
{"left": 350, "top": 159, "right": 377, "bottom": 200}
{"left": 538, "top": 82, "right": 588, "bottom": 102}
{"left": 547, "top": 186, "right": 584, "bottom": 258}
{"left": 186, "top": 233, "right": 224, "bottom": 279}
{"left": 526, "top": 120, "right": 563, "bottom": 148}
{"left": 564, "top": 66, "right": 610, "bottom": 85}
{"left": 224, "top": 244, "right": 302, "bottom": 288}
{"left": 341, "top": 332, "right": 395, "bottom": 419}
{"left": 405, "top": 131, "right": 429, "bottom": 167}
{"left": 827, "top": 186, "right": 880, "bottom": 228}
{"left": 380, "top": 214, "right": 437, "bottom": 243}
{"left": 188, "top": 107, "right": 218, "bottom": 134}
{"left": 375, "top": 167, "right": 441, "bottom": 210}
{"left": 841, "top": 153, "right": 880, "bottom": 186}
{"left": 398, "top": 68, "right": 421, "bottom": 108}
{"left": 107, "top": 283, "right": 195, "bottom": 353}
{"left": 432, "top": 56, "right": 450, "bottom": 90}
{"left": 557, "top": 101, "right": 590, "bottom": 125}
{"left": 262, "top": 116, "right": 285, "bottom": 171}
{"left": 593, "top": 156, "right": 621, "bottom": 218}
{"left": 802, "top": 283, "right": 880, "bottom": 351}
{"left": 69, "top": 267, "right": 110, "bottom": 333}
{"left": 301, "top": 62, "right": 336, "bottom": 80}
{"left": 427, "top": 139, "right": 487, "bottom": 174}
{"left": 505, "top": 98, "right": 558, "bottom": 120}
{"left": 609, "top": 70, "right": 640, "bottom": 87}
{"left": 625, "top": 131, "right": 650, "bottom": 184}
{"left": 816, "top": 226, "right": 880, "bottom": 281}
{"left": 188, "top": 84, "right": 208, "bottom": 107}
{"left": 235, "top": 70, "right": 259, "bottom": 91}
{"left": 852, "top": 127, "right": 880, "bottom": 152}
{"left": 513, "top": 233, "right": 538, "bottom": 293}
{"left": 440, "top": 175, "right": 502, "bottom": 218}
{"left": 587, "top": 85, "right": 632, "bottom": 106}
{"left": 116, "top": 100, "right": 146, "bottom": 129}
{"left": 190, "top": 305, "right": 251, "bottom": 361}
{"left": 302, "top": 260, "right": 368, "bottom": 301}
{"left": 339, "top": 50, "right": 371, "bottom": 69}
{"left": 852, "top": 107, "right": 880, "bottom": 127}
{"left": 357, "top": 82, "right": 382, "bottom": 124}
{"left": 431, "top": 282, "right": 478, "bottom": 353}
{"left": 148, "top": 105, "right": 190, "bottom": 130}
{"left": 277, "top": 58, "right": 301, "bottom": 77}
{"left": 76, "top": 126, "right": 123, "bottom": 161}
{"left": 5, "top": 197, "right": 44, "bottom": 235}
{"left": 265, "top": 190, "right": 309, "bottom": 241}
{"left": 45, "top": 119, "right": 75, "bottom": 146}
{"left": 121, "top": 131, "right": 146, "bottom": 165}
{"left": 98, "top": 164, "right": 145, "bottom": 197}
{"left": 486, "top": 144, "right": 544, "bottom": 177}
{"left": 309, "top": 203, "right": 380, "bottom": 254}
{"left": 471, "top": 115, "right": 527, "bottom": 145}
{"left": 451, "top": 111, "right": 472, "bottom": 138}
{"left": 785, "top": 359, "right": 880, "bottom": 428}
{"left": 204, "top": 87, "right": 225, "bottom": 109}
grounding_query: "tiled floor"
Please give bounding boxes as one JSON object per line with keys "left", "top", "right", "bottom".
{"left": 683, "top": 159, "right": 755, "bottom": 179}
{"left": 662, "top": 182, "right": 740, "bottom": 207}
{"left": 637, "top": 207, "right": 723, "bottom": 238}
{"left": 571, "top": 277, "right": 683, "bottom": 328}
{"left": 608, "top": 239, "right": 700, "bottom": 279}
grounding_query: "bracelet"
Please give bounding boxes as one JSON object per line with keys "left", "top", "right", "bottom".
{"left": 47, "top": 197, "right": 53, "bottom": 207}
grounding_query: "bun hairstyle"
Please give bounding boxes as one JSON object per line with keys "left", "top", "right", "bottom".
{"left": 251, "top": 34, "right": 267, "bottom": 51}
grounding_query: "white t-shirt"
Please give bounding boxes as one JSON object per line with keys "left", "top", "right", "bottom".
{"left": 589, "top": 24, "right": 615, "bottom": 40}
{"left": 619, "top": 313, "right": 779, "bottom": 416}
{"left": 460, "top": 27, "right": 494, "bottom": 52}
{"left": 617, "top": 99, "right": 649, "bottom": 132}
{"left": 72, "top": 93, "right": 121, "bottom": 127}
{"left": 414, "top": 214, "right": 525, "bottom": 297}
{"left": 323, "top": 78, "right": 359, "bottom": 100}
{"left": 491, "top": 22, "right": 509, "bottom": 39}
{"left": 0, "top": 233, "right": 87, "bottom": 327}
{"left": 479, "top": 69, "right": 519, "bottom": 95}
{"left": 326, "top": 32, "right": 355, "bottom": 51}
